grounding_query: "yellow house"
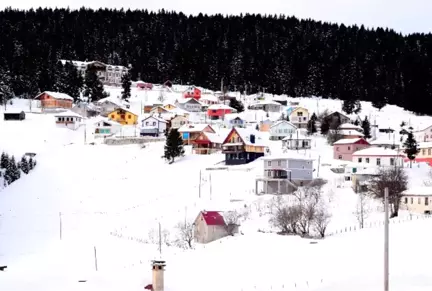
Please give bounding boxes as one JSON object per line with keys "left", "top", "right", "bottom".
{"left": 401, "top": 187, "right": 432, "bottom": 214}
{"left": 415, "top": 142, "right": 432, "bottom": 164}
{"left": 150, "top": 106, "right": 169, "bottom": 114}
{"left": 163, "top": 103, "right": 176, "bottom": 110}
{"left": 288, "top": 107, "right": 309, "bottom": 129}
{"left": 108, "top": 108, "right": 138, "bottom": 125}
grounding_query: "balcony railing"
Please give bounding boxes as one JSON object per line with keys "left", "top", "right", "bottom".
{"left": 222, "top": 144, "right": 245, "bottom": 153}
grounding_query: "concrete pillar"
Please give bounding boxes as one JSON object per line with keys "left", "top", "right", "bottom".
{"left": 278, "top": 180, "right": 281, "bottom": 194}
{"left": 152, "top": 260, "right": 166, "bottom": 291}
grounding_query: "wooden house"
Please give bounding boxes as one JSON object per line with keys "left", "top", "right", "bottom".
{"left": 194, "top": 211, "right": 238, "bottom": 244}
{"left": 4, "top": 110, "right": 25, "bottom": 121}
{"left": 222, "top": 127, "right": 267, "bottom": 165}
{"left": 150, "top": 106, "right": 170, "bottom": 114}
{"left": 183, "top": 86, "right": 202, "bottom": 99}
{"left": 163, "top": 103, "right": 177, "bottom": 111}
{"left": 178, "top": 123, "right": 215, "bottom": 145}
{"left": 192, "top": 130, "right": 228, "bottom": 155}
{"left": 34, "top": 91, "right": 74, "bottom": 110}
{"left": 207, "top": 104, "right": 236, "bottom": 120}
{"left": 323, "top": 111, "right": 351, "bottom": 126}
{"left": 107, "top": 107, "right": 138, "bottom": 125}
{"left": 287, "top": 107, "right": 310, "bottom": 129}
{"left": 170, "top": 115, "right": 189, "bottom": 129}
{"left": 55, "top": 111, "right": 83, "bottom": 130}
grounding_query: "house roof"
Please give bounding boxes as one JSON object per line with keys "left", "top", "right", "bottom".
{"left": 142, "top": 115, "right": 167, "bottom": 123}
{"left": 54, "top": 111, "right": 83, "bottom": 118}
{"left": 176, "top": 98, "right": 202, "bottom": 105}
{"left": 4, "top": 109, "right": 24, "bottom": 114}
{"left": 418, "top": 142, "right": 432, "bottom": 149}
{"left": 93, "top": 117, "right": 122, "bottom": 126}
{"left": 370, "top": 137, "right": 400, "bottom": 146}
{"left": 338, "top": 129, "right": 364, "bottom": 137}
{"left": 208, "top": 104, "right": 235, "bottom": 110}
{"left": 201, "top": 211, "right": 226, "bottom": 226}
{"left": 402, "top": 187, "right": 432, "bottom": 196}
{"left": 109, "top": 107, "right": 139, "bottom": 116}
{"left": 203, "top": 131, "right": 229, "bottom": 144}
{"left": 35, "top": 91, "right": 74, "bottom": 101}
{"left": 289, "top": 106, "right": 308, "bottom": 114}
{"left": 352, "top": 147, "right": 403, "bottom": 157}
{"left": 282, "top": 131, "right": 311, "bottom": 140}
{"left": 339, "top": 123, "right": 363, "bottom": 130}
{"left": 333, "top": 138, "right": 368, "bottom": 145}
{"left": 178, "top": 123, "right": 213, "bottom": 133}
{"left": 200, "top": 94, "right": 219, "bottom": 102}
{"left": 325, "top": 111, "right": 350, "bottom": 120}
{"left": 270, "top": 120, "right": 297, "bottom": 129}
{"left": 250, "top": 100, "right": 281, "bottom": 107}
{"left": 262, "top": 153, "right": 314, "bottom": 161}
{"left": 233, "top": 127, "right": 268, "bottom": 147}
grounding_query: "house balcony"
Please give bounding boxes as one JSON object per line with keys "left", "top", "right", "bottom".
{"left": 257, "top": 170, "right": 291, "bottom": 181}
{"left": 222, "top": 143, "right": 245, "bottom": 153}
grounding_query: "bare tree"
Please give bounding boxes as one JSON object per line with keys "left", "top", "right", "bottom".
{"left": 175, "top": 221, "right": 194, "bottom": 249}
{"left": 353, "top": 192, "right": 371, "bottom": 229}
{"left": 327, "top": 129, "right": 343, "bottom": 145}
{"left": 224, "top": 210, "right": 240, "bottom": 235}
{"left": 270, "top": 203, "right": 302, "bottom": 234}
{"left": 313, "top": 202, "right": 332, "bottom": 238}
{"left": 294, "top": 186, "right": 321, "bottom": 236}
{"left": 368, "top": 167, "right": 408, "bottom": 217}
{"left": 423, "top": 168, "right": 432, "bottom": 186}
{"left": 317, "top": 108, "right": 330, "bottom": 123}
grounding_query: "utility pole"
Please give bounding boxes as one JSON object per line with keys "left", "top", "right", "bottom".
{"left": 317, "top": 156, "right": 321, "bottom": 178}
{"left": 384, "top": 187, "right": 389, "bottom": 291}
{"left": 209, "top": 173, "right": 212, "bottom": 200}
{"left": 158, "top": 222, "right": 162, "bottom": 258}
{"left": 198, "top": 170, "right": 202, "bottom": 198}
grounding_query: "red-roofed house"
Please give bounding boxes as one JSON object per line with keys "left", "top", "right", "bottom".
{"left": 193, "top": 210, "right": 238, "bottom": 244}
{"left": 333, "top": 138, "right": 370, "bottom": 161}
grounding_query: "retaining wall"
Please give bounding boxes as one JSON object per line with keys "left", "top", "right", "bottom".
{"left": 104, "top": 137, "right": 165, "bottom": 145}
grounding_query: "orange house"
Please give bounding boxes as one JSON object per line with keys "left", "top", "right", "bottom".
{"left": 183, "top": 86, "right": 202, "bottom": 99}
{"left": 34, "top": 91, "right": 74, "bottom": 110}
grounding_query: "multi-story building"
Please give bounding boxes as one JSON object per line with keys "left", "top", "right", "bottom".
{"left": 60, "top": 60, "right": 129, "bottom": 86}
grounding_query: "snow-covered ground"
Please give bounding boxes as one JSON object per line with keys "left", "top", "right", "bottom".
{"left": 1, "top": 86, "right": 432, "bottom": 290}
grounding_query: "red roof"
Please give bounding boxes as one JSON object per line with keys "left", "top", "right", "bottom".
{"left": 201, "top": 211, "right": 226, "bottom": 226}
{"left": 144, "top": 284, "right": 153, "bottom": 290}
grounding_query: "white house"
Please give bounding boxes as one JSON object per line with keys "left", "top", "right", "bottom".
{"left": 95, "top": 98, "right": 124, "bottom": 116}
{"left": 269, "top": 120, "right": 297, "bottom": 140}
{"left": 352, "top": 147, "right": 405, "bottom": 167}
{"left": 249, "top": 100, "right": 282, "bottom": 112}
{"left": 175, "top": 98, "right": 203, "bottom": 112}
{"left": 170, "top": 115, "right": 189, "bottom": 129}
{"left": 54, "top": 111, "right": 83, "bottom": 130}
{"left": 200, "top": 94, "right": 219, "bottom": 106}
{"left": 282, "top": 130, "right": 312, "bottom": 149}
{"left": 415, "top": 125, "right": 432, "bottom": 142}
{"left": 141, "top": 115, "right": 167, "bottom": 136}
{"left": 93, "top": 117, "right": 122, "bottom": 138}
{"left": 339, "top": 123, "right": 363, "bottom": 132}
{"left": 193, "top": 210, "right": 238, "bottom": 244}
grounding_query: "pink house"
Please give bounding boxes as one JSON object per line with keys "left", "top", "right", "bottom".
{"left": 333, "top": 138, "right": 370, "bottom": 161}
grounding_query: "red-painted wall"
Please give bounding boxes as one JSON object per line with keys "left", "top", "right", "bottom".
{"left": 207, "top": 108, "right": 233, "bottom": 117}
{"left": 184, "top": 88, "right": 201, "bottom": 99}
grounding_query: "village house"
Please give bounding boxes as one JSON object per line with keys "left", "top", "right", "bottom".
{"left": 282, "top": 131, "right": 312, "bottom": 150}
{"left": 95, "top": 98, "right": 123, "bottom": 116}
{"left": 71, "top": 102, "right": 100, "bottom": 118}
{"left": 34, "top": 91, "right": 74, "bottom": 110}
{"left": 333, "top": 123, "right": 365, "bottom": 139}
{"left": 256, "top": 154, "right": 314, "bottom": 195}
{"left": 272, "top": 95, "right": 288, "bottom": 106}
{"left": 107, "top": 107, "right": 138, "bottom": 125}
{"left": 249, "top": 100, "right": 282, "bottom": 112}
{"left": 54, "top": 111, "right": 83, "bottom": 130}
{"left": 194, "top": 210, "right": 239, "bottom": 244}
{"left": 414, "top": 142, "right": 432, "bottom": 165}
{"left": 369, "top": 136, "right": 400, "bottom": 149}
{"left": 200, "top": 94, "right": 219, "bottom": 106}
{"left": 192, "top": 130, "right": 228, "bottom": 154}
{"left": 259, "top": 119, "right": 273, "bottom": 132}
{"left": 140, "top": 115, "right": 167, "bottom": 137}
{"left": 163, "top": 103, "right": 176, "bottom": 111}
{"left": 178, "top": 123, "right": 215, "bottom": 145}
{"left": 351, "top": 167, "right": 381, "bottom": 193}
{"left": 60, "top": 60, "right": 128, "bottom": 86}
{"left": 415, "top": 125, "right": 432, "bottom": 142}
{"left": 269, "top": 120, "right": 297, "bottom": 140}
{"left": 222, "top": 127, "right": 267, "bottom": 165}
{"left": 352, "top": 147, "right": 404, "bottom": 167}
{"left": 401, "top": 187, "right": 432, "bottom": 214}
{"left": 333, "top": 138, "right": 370, "bottom": 161}
{"left": 150, "top": 106, "right": 170, "bottom": 114}
{"left": 323, "top": 111, "right": 351, "bottom": 126}
{"left": 207, "top": 104, "right": 236, "bottom": 120}
{"left": 183, "top": 86, "right": 202, "bottom": 100}
{"left": 143, "top": 102, "right": 155, "bottom": 114}
{"left": 93, "top": 117, "right": 122, "bottom": 137}
{"left": 175, "top": 98, "right": 203, "bottom": 112}
{"left": 287, "top": 106, "right": 309, "bottom": 129}
{"left": 134, "top": 81, "right": 153, "bottom": 90}
{"left": 170, "top": 115, "right": 189, "bottom": 129}
{"left": 3, "top": 110, "right": 25, "bottom": 121}
{"left": 224, "top": 115, "right": 245, "bottom": 128}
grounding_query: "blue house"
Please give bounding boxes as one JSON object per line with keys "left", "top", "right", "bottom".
{"left": 226, "top": 116, "right": 245, "bottom": 128}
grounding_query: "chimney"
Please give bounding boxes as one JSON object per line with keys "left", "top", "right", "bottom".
{"left": 152, "top": 260, "right": 166, "bottom": 291}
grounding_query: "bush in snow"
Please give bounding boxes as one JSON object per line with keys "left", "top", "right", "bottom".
{"left": 0, "top": 152, "right": 37, "bottom": 190}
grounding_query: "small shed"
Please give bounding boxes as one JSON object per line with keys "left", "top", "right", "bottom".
{"left": 4, "top": 110, "right": 25, "bottom": 121}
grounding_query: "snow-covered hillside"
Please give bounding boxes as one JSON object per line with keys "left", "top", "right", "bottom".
{"left": 1, "top": 85, "right": 432, "bottom": 291}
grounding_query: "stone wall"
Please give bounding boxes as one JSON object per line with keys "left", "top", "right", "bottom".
{"left": 104, "top": 137, "right": 165, "bottom": 145}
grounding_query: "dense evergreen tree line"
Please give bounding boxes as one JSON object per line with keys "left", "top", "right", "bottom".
{"left": 0, "top": 152, "right": 37, "bottom": 188}
{"left": 1, "top": 8, "right": 432, "bottom": 114}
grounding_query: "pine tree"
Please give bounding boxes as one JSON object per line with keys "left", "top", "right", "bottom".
{"left": 163, "top": 128, "right": 185, "bottom": 163}
{"left": 320, "top": 118, "right": 330, "bottom": 135}
{"left": 20, "top": 156, "right": 29, "bottom": 174}
{"left": 286, "top": 114, "right": 290, "bottom": 122}
{"left": 361, "top": 116, "right": 372, "bottom": 139}
{"left": 342, "top": 99, "right": 355, "bottom": 114}
{"left": 310, "top": 113, "right": 318, "bottom": 122}
{"left": 403, "top": 131, "right": 419, "bottom": 168}
{"left": 121, "top": 72, "right": 132, "bottom": 100}
{"left": 255, "top": 124, "right": 259, "bottom": 130}
{"left": 0, "top": 152, "right": 10, "bottom": 169}
{"left": 0, "top": 67, "right": 14, "bottom": 106}
{"left": 61, "top": 61, "right": 84, "bottom": 101}
{"left": 5, "top": 156, "right": 19, "bottom": 184}
{"left": 353, "top": 100, "right": 362, "bottom": 114}
{"left": 28, "top": 157, "right": 35, "bottom": 171}
{"left": 229, "top": 98, "right": 244, "bottom": 113}
{"left": 83, "top": 69, "right": 107, "bottom": 102}
{"left": 353, "top": 119, "right": 360, "bottom": 126}
{"left": 307, "top": 119, "right": 317, "bottom": 135}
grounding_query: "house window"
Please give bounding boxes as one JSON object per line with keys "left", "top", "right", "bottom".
{"left": 297, "top": 112, "right": 303, "bottom": 117}
{"left": 390, "top": 158, "right": 394, "bottom": 166}
{"left": 348, "top": 146, "right": 351, "bottom": 150}
{"left": 145, "top": 122, "right": 149, "bottom": 126}
{"left": 267, "top": 171, "right": 271, "bottom": 177}
{"left": 267, "top": 161, "right": 272, "bottom": 166}
{"left": 426, "top": 197, "right": 429, "bottom": 206}
{"left": 128, "top": 114, "right": 131, "bottom": 119}
{"left": 429, "top": 149, "right": 431, "bottom": 155}
{"left": 404, "top": 197, "right": 408, "bottom": 204}
{"left": 338, "top": 155, "right": 342, "bottom": 159}
{"left": 423, "top": 149, "right": 426, "bottom": 155}
{"left": 358, "top": 158, "right": 362, "bottom": 163}
{"left": 418, "top": 197, "right": 421, "bottom": 204}
{"left": 336, "top": 147, "right": 339, "bottom": 151}
{"left": 366, "top": 158, "right": 370, "bottom": 163}
{"left": 111, "top": 114, "right": 115, "bottom": 119}
{"left": 153, "top": 122, "right": 156, "bottom": 126}
{"left": 411, "top": 197, "right": 414, "bottom": 204}
{"left": 376, "top": 158, "right": 381, "bottom": 166}
{"left": 277, "top": 160, "right": 281, "bottom": 166}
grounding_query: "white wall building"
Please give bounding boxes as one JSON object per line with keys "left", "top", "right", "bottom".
{"left": 352, "top": 147, "right": 405, "bottom": 167}
{"left": 54, "top": 111, "right": 83, "bottom": 130}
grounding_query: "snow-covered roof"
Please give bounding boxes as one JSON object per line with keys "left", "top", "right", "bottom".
{"left": 96, "top": 97, "right": 123, "bottom": 107}
{"left": 208, "top": 104, "right": 235, "bottom": 111}
{"left": 402, "top": 187, "right": 432, "bottom": 196}
{"left": 93, "top": 117, "right": 122, "bottom": 126}
{"left": 338, "top": 129, "right": 364, "bottom": 137}
{"left": 178, "top": 123, "right": 212, "bottom": 133}
{"left": 200, "top": 94, "right": 219, "bottom": 102}
{"left": 54, "top": 111, "right": 83, "bottom": 118}
{"left": 333, "top": 138, "right": 365, "bottom": 145}
{"left": 235, "top": 127, "right": 268, "bottom": 147}
{"left": 339, "top": 123, "right": 363, "bottom": 130}
{"left": 35, "top": 91, "right": 74, "bottom": 101}
{"left": 4, "top": 109, "right": 24, "bottom": 114}
{"left": 418, "top": 142, "right": 432, "bottom": 149}
{"left": 204, "top": 132, "right": 227, "bottom": 144}
{"left": 262, "top": 153, "right": 314, "bottom": 161}
{"left": 250, "top": 100, "right": 281, "bottom": 107}
{"left": 176, "top": 98, "right": 202, "bottom": 105}
{"left": 355, "top": 167, "right": 381, "bottom": 175}
{"left": 352, "top": 147, "right": 403, "bottom": 157}
{"left": 142, "top": 115, "right": 167, "bottom": 123}
{"left": 270, "top": 120, "right": 296, "bottom": 129}
{"left": 370, "top": 137, "right": 400, "bottom": 146}
{"left": 282, "top": 131, "right": 311, "bottom": 140}
{"left": 167, "top": 107, "right": 189, "bottom": 115}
